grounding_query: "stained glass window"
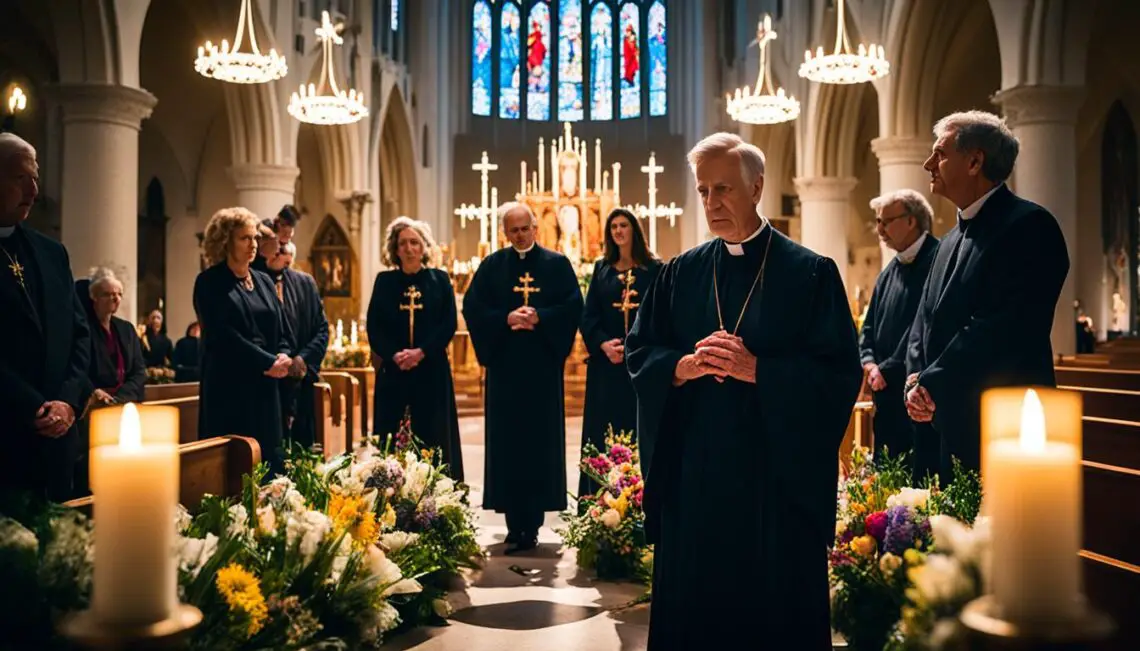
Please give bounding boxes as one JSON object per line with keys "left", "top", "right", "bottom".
{"left": 619, "top": 3, "right": 640, "bottom": 119}
{"left": 499, "top": 2, "right": 522, "bottom": 119}
{"left": 589, "top": 2, "right": 613, "bottom": 120}
{"left": 471, "top": 1, "right": 493, "bottom": 116}
{"left": 557, "top": 0, "right": 584, "bottom": 121}
{"left": 648, "top": 1, "right": 666, "bottom": 116}
{"left": 391, "top": 0, "right": 400, "bottom": 31}
{"left": 526, "top": 2, "right": 552, "bottom": 120}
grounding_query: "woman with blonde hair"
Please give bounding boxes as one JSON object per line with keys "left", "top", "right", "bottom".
{"left": 193, "top": 207, "right": 294, "bottom": 473}
{"left": 365, "top": 217, "right": 463, "bottom": 480}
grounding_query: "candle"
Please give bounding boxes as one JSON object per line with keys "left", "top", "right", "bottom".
{"left": 612, "top": 162, "right": 621, "bottom": 202}
{"left": 520, "top": 160, "right": 527, "bottom": 197}
{"left": 595, "top": 139, "right": 602, "bottom": 194}
{"left": 490, "top": 187, "right": 499, "bottom": 250}
{"left": 579, "top": 142, "right": 587, "bottom": 198}
{"left": 90, "top": 403, "right": 179, "bottom": 624}
{"left": 603, "top": 170, "right": 609, "bottom": 194}
{"left": 552, "top": 145, "right": 560, "bottom": 198}
{"left": 532, "top": 171, "right": 538, "bottom": 195}
{"left": 336, "top": 319, "right": 344, "bottom": 350}
{"left": 350, "top": 319, "right": 358, "bottom": 346}
{"left": 538, "top": 137, "right": 545, "bottom": 193}
{"left": 983, "top": 387, "right": 1082, "bottom": 623}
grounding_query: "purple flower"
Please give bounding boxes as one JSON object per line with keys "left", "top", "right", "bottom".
{"left": 883, "top": 505, "right": 918, "bottom": 555}
{"left": 414, "top": 496, "right": 438, "bottom": 528}
{"left": 366, "top": 458, "right": 405, "bottom": 495}
{"left": 608, "top": 444, "right": 633, "bottom": 465}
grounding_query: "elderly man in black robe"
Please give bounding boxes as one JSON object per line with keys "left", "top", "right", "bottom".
{"left": 462, "top": 202, "right": 583, "bottom": 553}
{"left": 0, "top": 133, "right": 92, "bottom": 502}
{"left": 860, "top": 189, "right": 939, "bottom": 478}
{"left": 626, "top": 133, "right": 862, "bottom": 650}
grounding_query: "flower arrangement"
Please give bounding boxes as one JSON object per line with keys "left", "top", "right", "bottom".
{"left": 145, "top": 366, "right": 176, "bottom": 384}
{"left": 557, "top": 427, "right": 652, "bottom": 583}
{"left": 829, "top": 447, "right": 982, "bottom": 651}
{"left": 322, "top": 345, "right": 370, "bottom": 369}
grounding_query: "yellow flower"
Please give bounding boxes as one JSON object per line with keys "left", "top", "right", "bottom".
{"left": 604, "top": 492, "right": 629, "bottom": 519}
{"left": 216, "top": 564, "right": 268, "bottom": 637}
{"left": 350, "top": 512, "right": 380, "bottom": 548}
{"left": 849, "top": 535, "right": 877, "bottom": 558}
{"left": 381, "top": 503, "right": 396, "bottom": 529}
{"left": 903, "top": 548, "right": 925, "bottom": 566}
{"left": 421, "top": 448, "right": 434, "bottom": 461}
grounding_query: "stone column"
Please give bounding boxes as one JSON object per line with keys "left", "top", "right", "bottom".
{"left": 53, "top": 83, "right": 157, "bottom": 324}
{"left": 337, "top": 190, "right": 374, "bottom": 317}
{"left": 226, "top": 163, "right": 300, "bottom": 225}
{"left": 871, "top": 136, "right": 933, "bottom": 268}
{"left": 993, "top": 85, "right": 1083, "bottom": 356}
{"left": 795, "top": 176, "right": 858, "bottom": 289}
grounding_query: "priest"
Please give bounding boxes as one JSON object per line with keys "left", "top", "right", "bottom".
{"left": 626, "top": 133, "right": 862, "bottom": 649}
{"left": 462, "top": 202, "right": 583, "bottom": 553}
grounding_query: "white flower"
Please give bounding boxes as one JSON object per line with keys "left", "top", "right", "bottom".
{"left": 379, "top": 531, "right": 420, "bottom": 554}
{"left": 600, "top": 508, "right": 621, "bottom": 529}
{"left": 372, "top": 601, "right": 401, "bottom": 634}
{"left": 256, "top": 505, "right": 278, "bottom": 535}
{"left": 226, "top": 504, "right": 249, "bottom": 539}
{"left": 285, "top": 489, "right": 307, "bottom": 512}
{"left": 176, "top": 533, "right": 218, "bottom": 578}
{"left": 912, "top": 554, "right": 973, "bottom": 605}
{"left": 286, "top": 510, "right": 332, "bottom": 562}
{"left": 929, "top": 515, "right": 991, "bottom": 567}
{"left": 329, "top": 534, "right": 354, "bottom": 583}
{"left": 835, "top": 519, "right": 847, "bottom": 537}
{"left": 401, "top": 462, "right": 432, "bottom": 500}
{"left": 879, "top": 552, "right": 902, "bottom": 574}
{"left": 260, "top": 476, "right": 296, "bottom": 503}
{"left": 432, "top": 598, "right": 452, "bottom": 618}
{"left": 434, "top": 478, "right": 455, "bottom": 496}
{"left": 887, "top": 487, "right": 930, "bottom": 510}
{"left": 0, "top": 517, "right": 38, "bottom": 553}
{"left": 174, "top": 505, "right": 193, "bottom": 534}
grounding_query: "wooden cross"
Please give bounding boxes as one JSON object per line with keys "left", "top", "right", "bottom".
{"left": 613, "top": 269, "right": 640, "bottom": 335}
{"left": 400, "top": 285, "right": 423, "bottom": 345}
{"left": 513, "top": 272, "right": 541, "bottom": 307}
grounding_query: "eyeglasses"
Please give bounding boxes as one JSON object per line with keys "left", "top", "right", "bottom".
{"left": 875, "top": 212, "right": 911, "bottom": 227}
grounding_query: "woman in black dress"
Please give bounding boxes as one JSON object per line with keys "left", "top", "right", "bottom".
{"left": 172, "top": 321, "right": 201, "bottom": 382}
{"left": 194, "top": 207, "right": 294, "bottom": 474}
{"left": 366, "top": 217, "right": 464, "bottom": 481}
{"left": 579, "top": 209, "right": 661, "bottom": 497}
{"left": 141, "top": 309, "right": 173, "bottom": 368}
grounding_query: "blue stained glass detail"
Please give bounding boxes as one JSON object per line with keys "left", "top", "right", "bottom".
{"left": 648, "top": 1, "right": 666, "bottom": 116}
{"left": 619, "top": 3, "right": 640, "bottom": 119}
{"left": 557, "top": 0, "right": 584, "bottom": 121}
{"left": 589, "top": 3, "right": 613, "bottom": 120}
{"left": 499, "top": 2, "right": 522, "bottom": 119}
{"left": 391, "top": 0, "right": 400, "bottom": 31}
{"left": 471, "top": 1, "right": 493, "bottom": 116}
{"left": 526, "top": 2, "right": 552, "bottom": 120}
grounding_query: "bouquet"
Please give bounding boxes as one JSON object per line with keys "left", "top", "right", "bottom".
{"left": 557, "top": 427, "right": 652, "bottom": 583}
{"left": 322, "top": 345, "right": 370, "bottom": 369}
{"left": 829, "top": 447, "right": 981, "bottom": 651}
{"left": 145, "top": 366, "right": 176, "bottom": 384}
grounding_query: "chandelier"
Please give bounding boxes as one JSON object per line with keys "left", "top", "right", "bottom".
{"left": 726, "top": 15, "right": 800, "bottom": 125}
{"left": 798, "top": 0, "right": 889, "bottom": 85}
{"left": 194, "top": 0, "right": 287, "bottom": 84}
{"left": 288, "top": 11, "right": 369, "bottom": 126}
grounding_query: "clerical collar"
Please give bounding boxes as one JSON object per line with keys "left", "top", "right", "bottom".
{"left": 0, "top": 225, "right": 15, "bottom": 239}
{"left": 896, "top": 232, "right": 928, "bottom": 264}
{"left": 514, "top": 243, "right": 536, "bottom": 259}
{"left": 959, "top": 183, "right": 1003, "bottom": 222}
{"left": 722, "top": 219, "right": 768, "bottom": 257}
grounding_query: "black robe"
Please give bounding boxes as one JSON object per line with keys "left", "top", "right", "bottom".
{"left": 367, "top": 268, "right": 463, "bottom": 481}
{"left": 462, "top": 245, "right": 583, "bottom": 513}
{"left": 859, "top": 234, "right": 939, "bottom": 476}
{"left": 626, "top": 229, "right": 861, "bottom": 650}
{"left": 87, "top": 316, "right": 147, "bottom": 403}
{"left": 172, "top": 336, "right": 201, "bottom": 383}
{"left": 142, "top": 329, "right": 173, "bottom": 368}
{"left": 194, "top": 263, "right": 294, "bottom": 474}
{"left": 0, "top": 225, "right": 92, "bottom": 501}
{"left": 277, "top": 267, "right": 329, "bottom": 449}
{"left": 907, "top": 185, "right": 1069, "bottom": 475}
{"left": 579, "top": 258, "right": 661, "bottom": 497}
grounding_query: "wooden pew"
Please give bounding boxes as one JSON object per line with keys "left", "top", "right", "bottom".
{"left": 144, "top": 396, "right": 200, "bottom": 444}
{"left": 143, "top": 382, "right": 200, "bottom": 402}
{"left": 321, "top": 371, "right": 361, "bottom": 452}
{"left": 340, "top": 367, "right": 375, "bottom": 437}
{"left": 1057, "top": 366, "right": 1140, "bottom": 392}
{"left": 313, "top": 381, "right": 347, "bottom": 459}
{"left": 839, "top": 401, "right": 874, "bottom": 475}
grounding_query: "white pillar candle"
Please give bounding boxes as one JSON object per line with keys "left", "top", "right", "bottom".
{"left": 490, "top": 187, "right": 499, "bottom": 250}
{"left": 90, "top": 404, "right": 179, "bottom": 625}
{"left": 595, "top": 139, "right": 602, "bottom": 194}
{"left": 579, "top": 142, "right": 587, "bottom": 199}
{"left": 350, "top": 320, "right": 358, "bottom": 346}
{"left": 538, "top": 138, "right": 545, "bottom": 193}
{"left": 612, "top": 162, "right": 621, "bottom": 203}
{"left": 552, "top": 146, "right": 560, "bottom": 199}
{"left": 520, "top": 160, "right": 527, "bottom": 197}
{"left": 603, "top": 170, "right": 609, "bottom": 194}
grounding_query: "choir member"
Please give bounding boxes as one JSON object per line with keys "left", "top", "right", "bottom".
{"left": 141, "top": 309, "right": 173, "bottom": 368}
{"left": 172, "top": 321, "right": 201, "bottom": 382}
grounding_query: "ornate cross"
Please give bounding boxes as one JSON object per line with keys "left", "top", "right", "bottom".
{"left": 7, "top": 258, "right": 25, "bottom": 289}
{"left": 613, "top": 269, "right": 640, "bottom": 334}
{"left": 513, "top": 272, "right": 541, "bottom": 307}
{"left": 400, "top": 285, "right": 423, "bottom": 345}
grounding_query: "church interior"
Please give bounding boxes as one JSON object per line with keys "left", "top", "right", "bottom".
{"left": 2, "top": 0, "right": 1140, "bottom": 649}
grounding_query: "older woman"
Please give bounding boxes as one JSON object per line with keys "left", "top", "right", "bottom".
{"left": 79, "top": 268, "right": 147, "bottom": 405}
{"left": 193, "top": 207, "right": 294, "bottom": 473}
{"left": 141, "top": 309, "right": 173, "bottom": 368}
{"left": 366, "top": 217, "right": 463, "bottom": 481}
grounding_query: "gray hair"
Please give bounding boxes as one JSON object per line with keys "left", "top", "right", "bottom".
{"left": 870, "top": 189, "right": 934, "bottom": 233}
{"left": 88, "top": 267, "right": 123, "bottom": 298}
{"left": 384, "top": 216, "right": 439, "bottom": 268}
{"left": 0, "top": 132, "right": 35, "bottom": 164}
{"left": 686, "top": 132, "right": 766, "bottom": 186}
{"left": 933, "top": 111, "right": 1019, "bottom": 183}
{"left": 283, "top": 241, "right": 297, "bottom": 257}
{"left": 498, "top": 201, "right": 537, "bottom": 230}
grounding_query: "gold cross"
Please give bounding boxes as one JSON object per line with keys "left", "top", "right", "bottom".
{"left": 513, "top": 272, "right": 541, "bottom": 307}
{"left": 400, "top": 285, "right": 423, "bottom": 346}
{"left": 2, "top": 248, "right": 24, "bottom": 290}
{"left": 612, "top": 269, "right": 640, "bottom": 335}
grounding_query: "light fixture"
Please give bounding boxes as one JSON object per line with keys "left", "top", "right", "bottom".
{"left": 288, "top": 11, "right": 369, "bottom": 126}
{"left": 7, "top": 86, "right": 27, "bottom": 114}
{"left": 799, "top": 0, "right": 889, "bottom": 85}
{"left": 726, "top": 15, "right": 800, "bottom": 125}
{"left": 194, "top": 0, "right": 287, "bottom": 84}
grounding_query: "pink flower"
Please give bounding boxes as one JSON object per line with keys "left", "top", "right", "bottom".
{"left": 864, "top": 511, "right": 889, "bottom": 543}
{"left": 608, "top": 444, "right": 633, "bottom": 465}
{"left": 586, "top": 456, "right": 613, "bottom": 476}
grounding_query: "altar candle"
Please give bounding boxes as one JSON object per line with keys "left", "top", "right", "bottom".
{"left": 350, "top": 319, "right": 358, "bottom": 346}
{"left": 520, "top": 160, "right": 527, "bottom": 197}
{"left": 594, "top": 139, "right": 602, "bottom": 194}
{"left": 552, "top": 145, "right": 560, "bottom": 198}
{"left": 538, "top": 137, "right": 545, "bottom": 192}
{"left": 579, "top": 142, "right": 587, "bottom": 198}
{"left": 336, "top": 319, "right": 344, "bottom": 349}
{"left": 490, "top": 187, "right": 499, "bottom": 250}
{"left": 532, "top": 171, "right": 538, "bottom": 195}
{"left": 613, "top": 162, "right": 621, "bottom": 202}
{"left": 603, "top": 170, "right": 609, "bottom": 194}
{"left": 90, "top": 403, "right": 179, "bottom": 625}
{"left": 985, "top": 387, "right": 1082, "bottom": 623}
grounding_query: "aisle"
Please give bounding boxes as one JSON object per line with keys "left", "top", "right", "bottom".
{"left": 380, "top": 416, "right": 651, "bottom": 651}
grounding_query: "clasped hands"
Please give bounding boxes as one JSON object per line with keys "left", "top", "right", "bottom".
{"left": 904, "top": 372, "right": 936, "bottom": 422}
{"left": 266, "top": 354, "right": 310, "bottom": 379}
{"left": 601, "top": 338, "right": 624, "bottom": 364}
{"left": 508, "top": 306, "right": 539, "bottom": 331}
{"left": 35, "top": 401, "right": 75, "bottom": 438}
{"left": 673, "top": 330, "right": 756, "bottom": 385}
{"left": 392, "top": 348, "right": 425, "bottom": 371}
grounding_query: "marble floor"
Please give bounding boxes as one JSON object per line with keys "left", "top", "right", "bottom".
{"left": 379, "top": 415, "right": 651, "bottom": 651}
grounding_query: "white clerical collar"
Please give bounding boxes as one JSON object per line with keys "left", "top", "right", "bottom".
{"left": 723, "top": 219, "right": 768, "bottom": 256}
{"left": 514, "top": 243, "right": 536, "bottom": 259}
{"left": 896, "top": 232, "right": 928, "bottom": 264}
{"left": 959, "top": 183, "right": 1003, "bottom": 221}
{"left": 0, "top": 226, "right": 14, "bottom": 239}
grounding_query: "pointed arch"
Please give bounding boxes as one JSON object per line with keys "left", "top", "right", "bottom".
{"left": 499, "top": 1, "right": 522, "bottom": 119}
{"left": 618, "top": 2, "right": 640, "bottom": 119}
{"left": 526, "top": 1, "right": 552, "bottom": 120}
{"left": 589, "top": 1, "right": 614, "bottom": 120}
{"left": 471, "top": 0, "right": 493, "bottom": 115}
{"left": 647, "top": 0, "right": 666, "bottom": 116}
{"left": 378, "top": 88, "right": 419, "bottom": 236}
{"left": 557, "top": 0, "right": 584, "bottom": 121}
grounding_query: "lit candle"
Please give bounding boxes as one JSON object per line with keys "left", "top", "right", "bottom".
{"left": 520, "top": 160, "right": 527, "bottom": 197}
{"left": 594, "top": 139, "right": 602, "bottom": 194}
{"left": 612, "top": 162, "right": 622, "bottom": 202}
{"left": 350, "top": 319, "right": 358, "bottom": 346}
{"left": 336, "top": 319, "right": 344, "bottom": 350}
{"left": 538, "top": 137, "right": 545, "bottom": 193}
{"left": 90, "top": 404, "right": 179, "bottom": 625}
{"left": 603, "top": 170, "right": 610, "bottom": 194}
{"left": 983, "top": 387, "right": 1082, "bottom": 623}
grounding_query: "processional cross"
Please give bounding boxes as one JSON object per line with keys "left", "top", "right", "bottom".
{"left": 635, "top": 152, "right": 684, "bottom": 252}
{"left": 513, "top": 272, "right": 541, "bottom": 307}
{"left": 400, "top": 285, "right": 423, "bottom": 345}
{"left": 613, "top": 269, "right": 640, "bottom": 335}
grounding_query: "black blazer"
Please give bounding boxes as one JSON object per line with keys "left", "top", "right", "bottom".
{"left": 907, "top": 184, "right": 1069, "bottom": 470}
{"left": 87, "top": 316, "right": 147, "bottom": 403}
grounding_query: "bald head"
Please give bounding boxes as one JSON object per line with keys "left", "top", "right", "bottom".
{"left": 0, "top": 133, "right": 38, "bottom": 226}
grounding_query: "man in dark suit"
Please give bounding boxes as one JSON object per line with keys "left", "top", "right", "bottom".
{"left": 905, "top": 111, "right": 1069, "bottom": 475}
{"left": 0, "top": 133, "right": 92, "bottom": 501}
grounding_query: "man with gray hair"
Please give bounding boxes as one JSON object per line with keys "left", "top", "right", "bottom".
{"left": 906, "top": 110, "right": 1069, "bottom": 476}
{"left": 626, "top": 133, "right": 861, "bottom": 649}
{"left": 0, "top": 133, "right": 92, "bottom": 501}
{"left": 860, "top": 189, "right": 939, "bottom": 478}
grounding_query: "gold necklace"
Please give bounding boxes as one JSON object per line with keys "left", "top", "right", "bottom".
{"left": 0, "top": 244, "right": 25, "bottom": 289}
{"left": 712, "top": 228, "right": 774, "bottom": 336}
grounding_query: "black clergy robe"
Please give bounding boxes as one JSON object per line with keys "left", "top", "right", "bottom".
{"left": 626, "top": 228, "right": 861, "bottom": 650}
{"left": 579, "top": 258, "right": 661, "bottom": 498}
{"left": 278, "top": 267, "right": 329, "bottom": 450}
{"left": 859, "top": 234, "right": 939, "bottom": 477}
{"left": 194, "top": 263, "right": 294, "bottom": 474}
{"left": 367, "top": 267, "right": 463, "bottom": 481}
{"left": 907, "top": 184, "right": 1068, "bottom": 475}
{"left": 462, "top": 245, "right": 582, "bottom": 527}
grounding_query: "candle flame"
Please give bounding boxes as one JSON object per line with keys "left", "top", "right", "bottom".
{"left": 1019, "top": 388, "right": 1046, "bottom": 453}
{"left": 120, "top": 402, "right": 142, "bottom": 451}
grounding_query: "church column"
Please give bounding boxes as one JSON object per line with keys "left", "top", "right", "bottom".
{"left": 794, "top": 176, "right": 858, "bottom": 289}
{"left": 53, "top": 83, "right": 157, "bottom": 324}
{"left": 871, "top": 136, "right": 933, "bottom": 269}
{"left": 993, "top": 84, "right": 1083, "bottom": 355}
{"left": 226, "top": 163, "right": 300, "bottom": 225}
